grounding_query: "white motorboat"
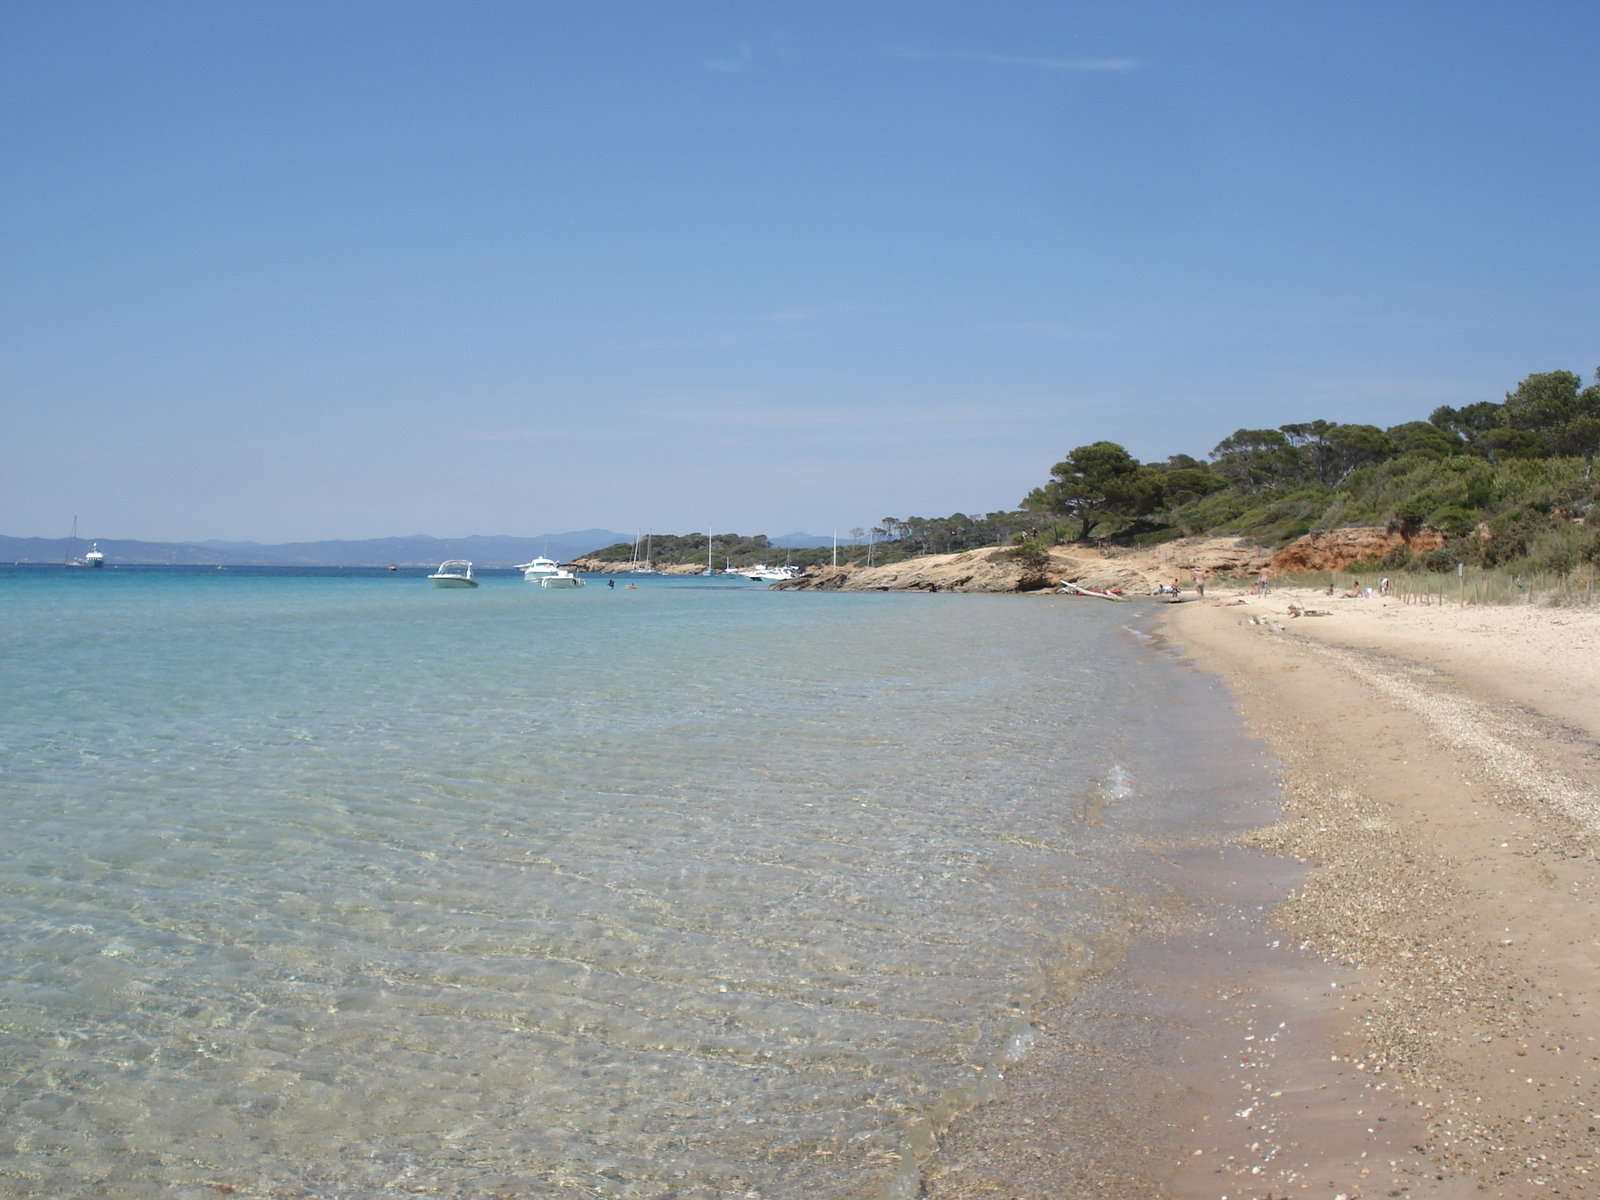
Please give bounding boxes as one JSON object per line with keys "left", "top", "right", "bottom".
{"left": 539, "top": 569, "right": 584, "bottom": 589}
{"left": 513, "top": 556, "right": 562, "bottom": 581}
{"left": 84, "top": 542, "right": 105, "bottom": 568}
{"left": 729, "top": 563, "right": 802, "bottom": 583}
{"left": 750, "top": 564, "right": 802, "bottom": 583}
{"left": 428, "top": 560, "right": 479, "bottom": 588}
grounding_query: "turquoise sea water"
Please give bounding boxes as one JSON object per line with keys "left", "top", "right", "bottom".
{"left": 0, "top": 570, "right": 1271, "bottom": 1199}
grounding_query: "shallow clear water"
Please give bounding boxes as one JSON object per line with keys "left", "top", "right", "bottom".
{"left": 0, "top": 570, "right": 1271, "bottom": 1198}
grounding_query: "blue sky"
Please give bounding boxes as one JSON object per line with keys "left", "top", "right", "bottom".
{"left": 4, "top": 1, "right": 1598, "bottom": 543}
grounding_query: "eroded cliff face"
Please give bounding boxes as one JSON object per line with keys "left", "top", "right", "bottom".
{"left": 1270, "top": 525, "right": 1445, "bottom": 573}
{"left": 769, "top": 537, "right": 1274, "bottom": 593}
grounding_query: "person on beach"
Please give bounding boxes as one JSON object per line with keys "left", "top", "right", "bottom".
{"left": 1192, "top": 567, "right": 1206, "bottom": 598}
{"left": 1257, "top": 566, "right": 1272, "bottom": 595}
{"left": 1380, "top": 576, "right": 1391, "bottom": 596}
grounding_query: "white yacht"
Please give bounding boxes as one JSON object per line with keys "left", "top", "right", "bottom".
{"left": 751, "top": 564, "right": 802, "bottom": 583}
{"left": 85, "top": 542, "right": 105, "bottom": 568}
{"left": 731, "top": 564, "right": 802, "bottom": 583}
{"left": 514, "top": 556, "right": 561, "bottom": 582}
{"left": 428, "top": 560, "right": 479, "bottom": 588}
{"left": 539, "top": 569, "right": 584, "bottom": 589}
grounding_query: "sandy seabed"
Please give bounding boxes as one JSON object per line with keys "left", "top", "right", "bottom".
{"left": 921, "top": 589, "right": 1600, "bottom": 1200}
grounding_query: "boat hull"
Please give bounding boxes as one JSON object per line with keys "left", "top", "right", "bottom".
{"left": 430, "top": 577, "right": 478, "bottom": 588}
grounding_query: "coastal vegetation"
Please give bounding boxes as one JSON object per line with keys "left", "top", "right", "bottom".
{"left": 1019, "top": 367, "right": 1600, "bottom": 582}
{"left": 593, "top": 367, "right": 1600, "bottom": 589}
{"left": 584, "top": 512, "right": 1040, "bottom": 571}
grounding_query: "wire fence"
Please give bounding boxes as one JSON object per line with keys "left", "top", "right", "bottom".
{"left": 1272, "top": 567, "right": 1600, "bottom": 608}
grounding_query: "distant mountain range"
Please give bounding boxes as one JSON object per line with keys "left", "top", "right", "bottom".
{"left": 0, "top": 531, "right": 631, "bottom": 567}
{"left": 1, "top": 529, "right": 837, "bottom": 566}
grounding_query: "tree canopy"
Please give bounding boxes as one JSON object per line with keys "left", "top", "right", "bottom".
{"left": 1021, "top": 441, "right": 1165, "bottom": 540}
{"left": 1013, "top": 366, "right": 1600, "bottom": 553}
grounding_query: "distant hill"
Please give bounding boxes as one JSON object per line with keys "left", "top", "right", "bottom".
{"left": 768, "top": 532, "right": 834, "bottom": 548}
{"left": 0, "top": 530, "right": 629, "bottom": 567}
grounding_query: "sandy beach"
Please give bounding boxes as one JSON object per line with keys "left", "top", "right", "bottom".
{"left": 924, "top": 588, "right": 1600, "bottom": 1200}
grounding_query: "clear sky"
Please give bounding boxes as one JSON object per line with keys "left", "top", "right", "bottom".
{"left": 4, "top": 1, "right": 1598, "bottom": 543}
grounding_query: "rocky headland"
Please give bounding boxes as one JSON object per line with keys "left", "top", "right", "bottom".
{"left": 761, "top": 524, "right": 1449, "bottom": 594}
{"left": 766, "top": 535, "right": 1272, "bottom": 593}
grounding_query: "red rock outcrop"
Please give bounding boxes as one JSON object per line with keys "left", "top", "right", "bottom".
{"left": 1271, "top": 525, "right": 1445, "bottom": 573}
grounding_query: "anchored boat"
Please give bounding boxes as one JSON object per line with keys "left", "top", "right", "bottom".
{"left": 514, "top": 556, "right": 561, "bottom": 582}
{"left": 428, "top": 560, "right": 479, "bottom": 588}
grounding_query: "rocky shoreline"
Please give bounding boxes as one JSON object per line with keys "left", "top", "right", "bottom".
{"left": 762, "top": 525, "right": 1443, "bottom": 594}
{"left": 567, "top": 525, "right": 1442, "bottom": 593}
{"left": 767, "top": 536, "right": 1273, "bottom": 594}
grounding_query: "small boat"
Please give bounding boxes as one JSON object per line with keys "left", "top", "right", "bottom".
{"left": 1059, "top": 580, "right": 1126, "bottom": 602}
{"left": 737, "top": 564, "right": 802, "bottom": 583}
{"left": 539, "top": 569, "right": 584, "bottom": 589}
{"left": 428, "top": 560, "right": 479, "bottom": 588}
{"left": 514, "top": 556, "right": 561, "bottom": 582}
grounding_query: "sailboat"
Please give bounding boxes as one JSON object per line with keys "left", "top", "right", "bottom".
{"left": 64, "top": 517, "right": 89, "bottom": 568}
{"left": 631, "top": 530, "right": 659, "bottom": 574}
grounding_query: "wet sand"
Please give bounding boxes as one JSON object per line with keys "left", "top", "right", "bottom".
{"left": 923, "top": 591, "right": 1600, "bottom": 1200}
